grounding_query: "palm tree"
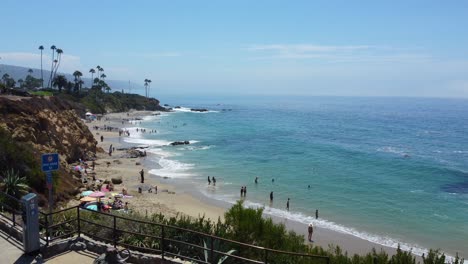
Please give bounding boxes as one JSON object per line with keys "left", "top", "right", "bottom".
{"left": 78, "top": 79, "right": 84, "bottom": 92}
{"left": 0, "top": 169, "right": 29, "bottom": 198}
{"left": 48, "top": 45, "right": 56, "bottom": 88}
{"left": 89, "top": 68, "right": 95, "bottom": 88}
{"left": 52, "top": 74, "right": 68, "bottom": 92}
{"left": 96, "top": 66, "right": 102, "bottom": 80}
{"left": 53, "top": 48, "right": 63, "bottom": 81}
{"left": 73, "top": 70, "right": 83, "bottom": 93}
{"left": 39, "top": 45, "right": 44, "bottom": 88}
{"left": 147, "top": 79, "right": 152, "bottom": 97}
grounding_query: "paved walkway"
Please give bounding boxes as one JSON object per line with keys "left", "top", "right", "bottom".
{"left": 0, "top": 228, "right": 97, "bottom": 264}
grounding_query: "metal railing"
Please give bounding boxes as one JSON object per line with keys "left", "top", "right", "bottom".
{"left": 0, "top": 191, "right": 23, "bottom": 227}
{"left": 39, "top": 205, "right": 329, "bottom": 264}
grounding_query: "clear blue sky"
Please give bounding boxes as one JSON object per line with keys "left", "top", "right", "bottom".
{"left": 1, "top": 0, "right": 468, "bottom": 98}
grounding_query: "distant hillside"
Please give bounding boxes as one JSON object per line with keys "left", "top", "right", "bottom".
{"left": 0, "top": 64, "right": 143, "bottom": 93}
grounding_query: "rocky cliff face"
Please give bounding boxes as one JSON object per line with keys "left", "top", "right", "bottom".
{"left": 0, "top": 95, "right": 98, "bottom": 204}
{"left": 0, "top": 96, "right": 97, "bottom": 163}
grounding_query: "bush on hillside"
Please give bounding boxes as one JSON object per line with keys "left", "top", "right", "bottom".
{"left": 0, "top": 127, "right": 44, "bottom": 193}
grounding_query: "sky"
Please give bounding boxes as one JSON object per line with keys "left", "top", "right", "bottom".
{"left": 1, "top": 0, "right": 468, "bottom": 98}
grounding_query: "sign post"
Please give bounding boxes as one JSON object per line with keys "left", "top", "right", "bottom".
{"left": 41, "top": 153, "right": 59, "bottom": 222}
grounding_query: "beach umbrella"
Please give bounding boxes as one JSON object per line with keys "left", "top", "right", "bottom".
{"left": 89, "top": 191, "right": 106, "bottom": 198}
{"left": 80, "top": 196, "right": 96, "bottom": 202}
{"left": 81, "top": 190, "right": 93, "bottom": 197}
{"left": 85, "top": 204, "right": 98, "bottom": 211}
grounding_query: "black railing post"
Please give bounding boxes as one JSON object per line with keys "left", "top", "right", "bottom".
{"left": 45, "top": 213, "right": 49, "bottom": 247}
{"left": 161, "top": 225, "right": 165, "bottom": 260}
{"left": 77, "top": 206, "right": 81, "bottom": 238}
{"left": 113, "top": 215, "right": 117, "bottom": 248}
{"left": 264, "top": 248, "right": 268, "bottom": 264}
{"left": 210, "top": 235, "right": 214, "bottom": 263}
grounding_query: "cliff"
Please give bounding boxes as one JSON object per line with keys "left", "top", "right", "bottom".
{"left": 0, "top": 95, "right": 98, "bottom": 205}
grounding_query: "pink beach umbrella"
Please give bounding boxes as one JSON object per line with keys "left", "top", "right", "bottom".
{"left": 89, "top": 191, "right": 106, "bottom": 198}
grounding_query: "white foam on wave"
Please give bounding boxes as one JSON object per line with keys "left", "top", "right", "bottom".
{"left": 145, "top": 147, "right": 178, "bottom": 157}
{"left": 182, "top": 145, "right": 214, "bottom": 151}
{"left": 141, "top": 114, "right": 162, "bottom": 121}
{"left": 124, "top": 137, "right": 172, "bottom": 146}
{"left": 171, "top": 107, "right": 219, "bottom": 113}
{"left": 377, "top": 146, "right": 409, "bottom": 156}
{"left": 148, "top": 157, "right": 195, "bottom": 178}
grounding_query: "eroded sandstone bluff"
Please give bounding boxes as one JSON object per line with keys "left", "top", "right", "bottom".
{"left": 0, "top": 96, "right": 98, "bottom": 204}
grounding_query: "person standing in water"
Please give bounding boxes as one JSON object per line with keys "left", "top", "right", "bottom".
{"left": 140, "top": 169, "right": 144, "bottom": 183}
{"left": 286, "top": 198, "right": 290, "bottom": 211}
{"left": 208, "top": 176, "right": 211, "bottom": 185}
{"left": 308, "top": 223, "right": 314, "bottom": 242}
{"left": 315, "top": 209, "right": 319, "bottom": 219}
{"left": 270, "top": 191, "right": 273, "bottom": 202}
{"left": 255, "top": 177, "right": 258, "bottom": 184}
{"left": 212, "top": 176, "right": 216, "bottom": 186}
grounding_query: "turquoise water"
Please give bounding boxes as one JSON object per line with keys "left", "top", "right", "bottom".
{"left": 126, "top": 96, "right": 468, "bottom": 257}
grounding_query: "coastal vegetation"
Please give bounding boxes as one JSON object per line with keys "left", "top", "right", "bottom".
{"left": 0, "top": 127, "right": 44, "bottom": 196}
{"left": 46, "top": 200, "right": 464, "bottom": 264}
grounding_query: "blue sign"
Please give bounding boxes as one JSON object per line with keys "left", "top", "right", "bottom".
{"left": 41, "top": 153, "right": 59, "bottom": 172}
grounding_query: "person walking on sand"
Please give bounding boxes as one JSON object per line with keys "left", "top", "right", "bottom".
{"left": 109, "top": 144, "right": 113, "bottom": 156}
{"left": 308, "top": 223, "right": 314, "bottom": 242}
{"left": 286, "top": 198, "right": 290, "bottom": 211}
{"left": 208, "top": 176, "right": 211, "bottom": 185}
{"left": 140, "top": 169, "right": 144, "bottom": 183}
{"left": 100, "top": 135, "right": 104, "bottom": 142}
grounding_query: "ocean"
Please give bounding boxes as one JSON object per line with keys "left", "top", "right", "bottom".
{"left": 124, "top": 95, "right": 468, "bottom": 258}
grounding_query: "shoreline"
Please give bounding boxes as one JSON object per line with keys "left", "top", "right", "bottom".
{"left": 80, "top": 111, "right": 434, "bottom": 261}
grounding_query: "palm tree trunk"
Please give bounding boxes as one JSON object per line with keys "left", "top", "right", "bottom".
{"left": 40, "top": 51, "right": 43, "bottom": 88}
{"left": 48, "top": 51, "right": 55, "bottom": 88}
{"left": 53, "top": 53, "right": 61, "bottom": 81}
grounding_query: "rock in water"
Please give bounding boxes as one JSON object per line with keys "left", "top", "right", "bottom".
{"left": 190, "top": 108, "right": 208, "bottom": 112}
{"left": 170, "top": 141, "right": 190, "bottom": 146}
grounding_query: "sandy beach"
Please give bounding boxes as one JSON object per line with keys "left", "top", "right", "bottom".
{"left": 73, "top": 111, "right": 415, "bottom": 259}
